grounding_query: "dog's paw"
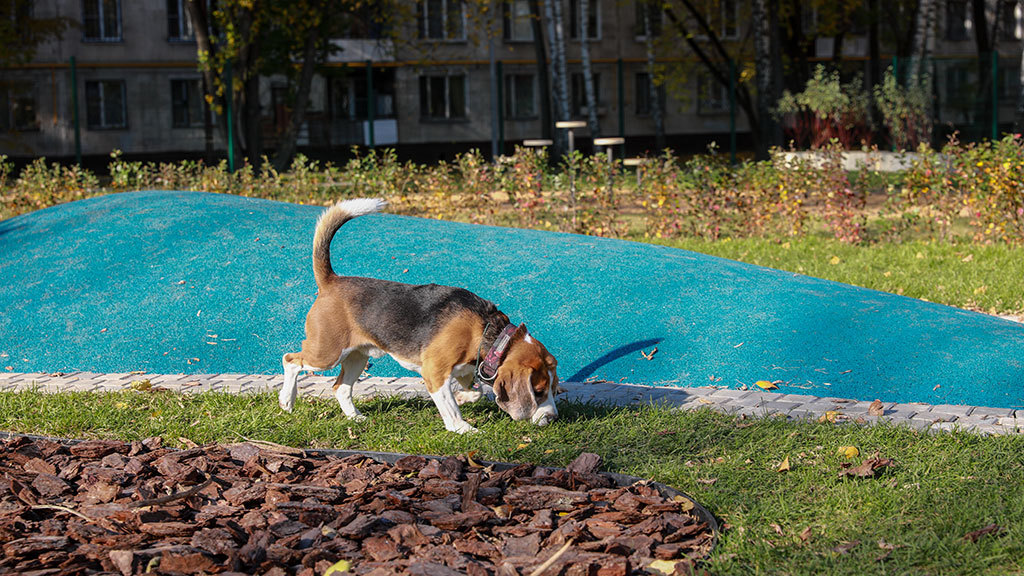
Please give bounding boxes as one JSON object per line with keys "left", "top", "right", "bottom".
{"left": 448, "top": 421, "right": 479, "bottom": 434}
{"left": 532, "top": 411, "right": 557, "bottom": 427}
{"left": 455, "top": 389, "right": 483, "bottom": 405}
{"left": 347, "top": 413, "right": 368, "bottom": 422}
{"left": 278, "top": 396, "right": 295, "bottom": 413}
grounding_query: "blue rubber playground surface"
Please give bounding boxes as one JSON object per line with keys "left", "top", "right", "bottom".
{"left": 2, "top": 190, "right": 1023, "bottom": 409}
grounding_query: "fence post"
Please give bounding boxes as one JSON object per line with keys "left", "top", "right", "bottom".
{"left": 729, "top": 58, "right": 736, "bottom": 165}
{"left": 497, "top": 60, "right": 504, "bottom": 156}
{"left": 992, "top": 51, "right": 999, "bottom": 141}
{"left": 70, "top": 56, "right": 81, "bottom": 166}
{"left": 366, "top": 60, "right": 376, "bottom": 148}
{"left": 225, "top": 62, "right": 235, "bottom": 173}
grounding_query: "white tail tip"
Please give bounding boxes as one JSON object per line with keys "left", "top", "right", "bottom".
{"left": 334, "top": 198, "right": 387, "bottom": 217}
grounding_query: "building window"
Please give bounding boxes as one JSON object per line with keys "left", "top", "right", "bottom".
{"left": 82, "top": 0, "right": 122, "bottom": 42}
{"left": 697, "top": 72, "right": 727, "bottom": 114}
{"left": 505, "top": 73, "right": 536, "bottom": 119}
{"left": 635, "top": 72, "right": 665, "bottom": 116}
{"left": 570, "top": 72, "right": 601, "bottom": 117}
{"left": 167, "top": 0, "right": 195, "bottom": 41}
{"left": 633, "top": 1, "right": 662, "bottom": 38}
{"left": 1, "top": 83, "right": 39, "bottom": 132}
{"left": 85, "top": 80, "right": 127, "bottom": 129}
{"left": 171, "top": 79, "right": 203, "bottom": 128}
{"left": 503, "top": 0, "right": 533, "bottom": 41}
{"left": 569, "top": 0, "right": 600, "bottom": 40}
{"left": 418, "top": 0, "right": 465, "bottom": 40}
{"left": 696, "top": 0, "right": 738, "bottom": 39}
{"left": 945, "top": 0, "right": 970, "bottom": 41}
{"left": 419, "top": 74, "right": 466, "bottom": 120}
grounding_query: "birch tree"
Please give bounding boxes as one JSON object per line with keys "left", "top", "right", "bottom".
{"left": 643, "top": 0, "right": 665, "bottom": 150}
{"left": 545, "top": 0, "right": 571, "bottom": 151}
{"left": 578, "top": 0, "right": 601, "bottom": 136}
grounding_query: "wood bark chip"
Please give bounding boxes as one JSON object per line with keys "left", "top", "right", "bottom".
{"left": 0, "top": 438, "right": 713, "bottom": 574}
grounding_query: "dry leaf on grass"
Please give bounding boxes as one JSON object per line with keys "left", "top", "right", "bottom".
{"left": 962, "top": 523, "right": 1002, "bottom": 543}
{"left": 798, "top": 526, "right": 813, "bottom": 543}
{"left": 840, "top": 455, "right": 894, "bottom": 478}
{"left": 837, "top": 446, "right": 859, "bottom": 459}
{"left": 777, "top": 456, "right": 791, "bottom": 472}
{"left": 832, "top": 540, "right": 861, "bottom": 555}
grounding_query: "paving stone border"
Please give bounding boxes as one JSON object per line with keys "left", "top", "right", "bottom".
{"left": 1, "top": 371, "right": 1021, "bottom": 435}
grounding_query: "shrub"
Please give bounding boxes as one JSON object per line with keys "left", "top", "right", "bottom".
{"left": 874, "top": 67, "right": 933, "bottom": 151}
{"left": 775, "top": 65, "right": 874, "bottom": 149}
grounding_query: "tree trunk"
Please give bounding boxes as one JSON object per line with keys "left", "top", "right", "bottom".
{"left": 529, "top": 0, "right": 552, "bottom": 140}
{"left": 643, "top": 1, "right": 664, "bottom": 151}
{"left": 272, "top": 14, "right": 321, "bottom": 172}
{"left": 753, "top": 0, "right": 772, "bottom": 159}
{"left": 186, "top": 0, "right": 227, "bottom": 153}
{"left": 1014, "top": 0, "right": 1024, "bottom": 132}
{"left": 973, "top": 0, "right": 995, "bottom": 138}
{"left": 909, "top": 0, "right": 935, "bottom": 80}
{"left": 578, "top": 0, "right": 600, "bottom": 136}
{"left": 544, "top": 0, "right": 570, "bottom": 153}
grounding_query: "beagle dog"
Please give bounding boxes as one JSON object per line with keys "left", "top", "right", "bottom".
{"left": 279, "top": 198, "right": 561, "bottom": 434}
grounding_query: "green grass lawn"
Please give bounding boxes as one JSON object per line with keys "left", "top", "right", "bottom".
{"left": 2, "top": 390, "right": 1022, "bottom": 575}
{"left": 650, "top": 235, "right": 1024, "bottom": 315}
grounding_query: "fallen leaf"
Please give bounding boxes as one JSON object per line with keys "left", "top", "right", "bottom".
{"left": 819, "top": 411, "right": 840, "bottom": 423}
{"left": 867, "top": 399, "right": 885, "bottom": 417}
{"left": 933, "top": 384, "right": 941, "bottom": 391}
{"left": 798, "top": 526, "right": 813, "bottom": 543}
{"left": 695, "top": 477, "right": 717, "bottom": 485}
{"left": 755, "top": 380, "right": 778, "bottom": 390}
{"left": 777, "top": 456, "right": 791, "bottom": 472}
{"left": 515, "top": 443, "right": 529, "bottom": 450}
{"left": 840, "top": 456, "right": 894, "bottom": 478}
{"left": 961, "top": 253, "right": 974, "bottom": 263}
{"left": 130, "top": 379, "right": 152, "bottom": 391}
{"left": 178, "top": 437, "right": 199, "bottom": 449}
{"left": 347, "top": 427, "right": 358, "bottom": 440}
{"left": 829, "top": 255, "right": 841, "bottom": 265}
{"left": 832, "top": 540, "right": 860, "bottom": 555}
{"left": 770, "top": 523, "right": 784, "bottom": 537}
{"left": 837, "top": 446, "right": 859, "bottom": 459}
{"left": 877, "top": 539, "right": 898, "bottom": 550}
{"left": 671, "top": 495, "right": 695, "bottom": 512}
{"left": 324, "top": 559, "right": 352, "bottom": 575}
{"left": 962, "top": 523, "right": 1002, "bottom": 543}
{"left": 465, "top": 450, "right": 483, "bottom": 467}
{"left": 640, "top": 347, "right": 658, "bottom": 361}
{"left": 647, "top": 559, "right": 689, "bottom": 575}
{"left": 698, "top": 398, "right": 714, "bottom": 405}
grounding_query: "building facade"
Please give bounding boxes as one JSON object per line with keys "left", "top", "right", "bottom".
{"left": 1, "top": 0, "right": 1022, "bottom": 162}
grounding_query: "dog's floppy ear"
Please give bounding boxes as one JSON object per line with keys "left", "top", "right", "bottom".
{"left": 493, "top": 366, "right": 538, "bottom": 421}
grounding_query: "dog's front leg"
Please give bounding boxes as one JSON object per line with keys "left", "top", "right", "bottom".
{"left": 452, "top": 371, "right": 484, "bottom": 406}
{"left": 424, "top": 364, "right": 478, "bottom": 434}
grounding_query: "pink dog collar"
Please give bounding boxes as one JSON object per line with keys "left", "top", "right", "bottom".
{"left": 476, "top": 323, "right": 522, "bottom": 383}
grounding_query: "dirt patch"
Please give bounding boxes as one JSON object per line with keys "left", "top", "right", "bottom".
{"left": 0, "top": 435, "right": 715, "bottom": 575}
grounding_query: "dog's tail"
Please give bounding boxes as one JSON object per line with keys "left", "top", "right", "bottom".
{"left": 312, "top": 198, "right": 387, "bottom": 287}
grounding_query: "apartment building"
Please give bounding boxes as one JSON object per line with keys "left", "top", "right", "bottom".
{"left": 1, "top": 0, "right": 1021, "bottom": 162}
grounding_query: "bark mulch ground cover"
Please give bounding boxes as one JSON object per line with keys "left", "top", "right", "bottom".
{"left": 0, "top": 435, "right": 715, "bottom": 575}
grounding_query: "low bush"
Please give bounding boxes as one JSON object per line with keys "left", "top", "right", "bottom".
{"left": 3, "top": 135, "right": 1024, "bottom": 245}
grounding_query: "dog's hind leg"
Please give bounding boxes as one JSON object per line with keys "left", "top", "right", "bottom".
{"left": 333, "top": 351, "right": 369, "bottom": 421}
{"left": 280, "top": 353, "right": 303, "bottom": 412}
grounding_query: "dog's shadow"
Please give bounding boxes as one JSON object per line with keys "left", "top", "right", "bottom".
{"left": 566, "top": 338, "right": 663, "bottom": 383}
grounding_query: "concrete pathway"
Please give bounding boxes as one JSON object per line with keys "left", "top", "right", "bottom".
{"left": 2, "top": 371, "right": 1021, "bottom": 436}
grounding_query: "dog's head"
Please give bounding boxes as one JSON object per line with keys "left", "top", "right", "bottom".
{"left": 492, "top": 324, "right": 561, "bottom": 426}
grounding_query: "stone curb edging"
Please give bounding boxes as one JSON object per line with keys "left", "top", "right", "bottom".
{"left": 1, "top": 371, "right": 1021, "bottom": 435}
